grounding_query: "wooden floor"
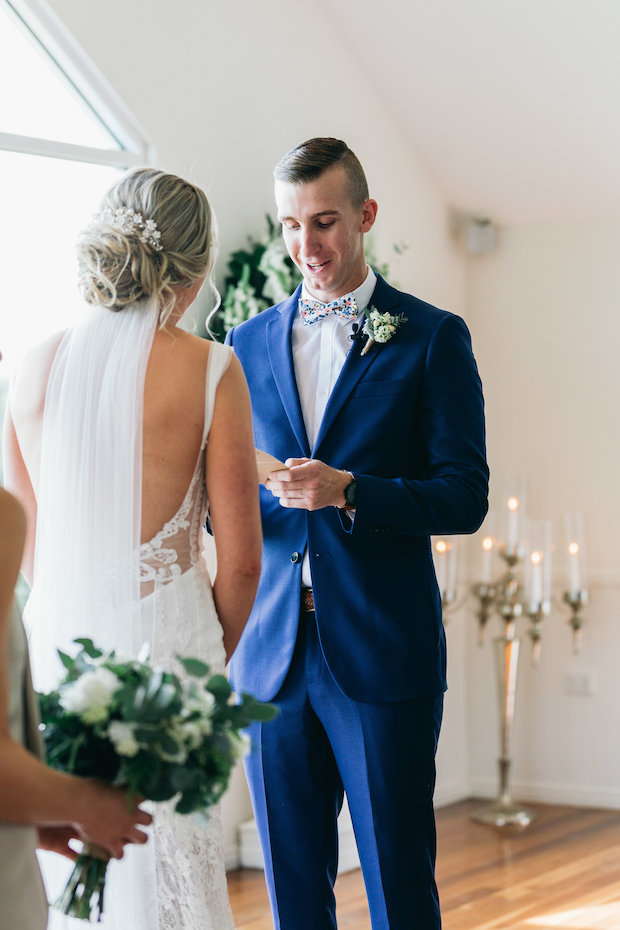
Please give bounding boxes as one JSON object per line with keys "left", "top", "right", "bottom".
{"left": 227, "top": 800, "right": 620, "bottom": 929}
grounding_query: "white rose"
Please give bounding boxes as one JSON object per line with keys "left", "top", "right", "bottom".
{"left": 185, "top": 687, "right": 216, "bottom": 716}
{"left": 60, "top": 667, "right": 121, "bottom": 724}
{"left": 180, "top": 717, "right": 212, "bottom": 749}
{"left": 108, "top": 720, "right": 140, "bottom": 757}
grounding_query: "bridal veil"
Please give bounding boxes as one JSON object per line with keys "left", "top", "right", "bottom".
{"left": 26, "top": 299, "right": 159, "bottom": 689}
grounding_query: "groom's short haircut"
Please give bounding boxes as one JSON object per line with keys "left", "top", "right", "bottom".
{"left": 274, "top": 137, "right": 369, "bottom": 207}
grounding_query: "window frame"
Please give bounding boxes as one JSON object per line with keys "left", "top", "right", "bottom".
{"left": 0, "top": 0, "right": 154, "bottom": 168}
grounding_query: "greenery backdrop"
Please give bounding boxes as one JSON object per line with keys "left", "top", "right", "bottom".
{"left": 210, "top": 216, "right": 399, "bottom": 340}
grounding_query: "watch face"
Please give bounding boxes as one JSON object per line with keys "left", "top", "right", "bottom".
{"left": 345, "top": 478, "right": 357, "bottom": 507}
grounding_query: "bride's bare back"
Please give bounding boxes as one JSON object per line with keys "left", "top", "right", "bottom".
{"left": 141, "top": 326, "right": 214, "bottom": 544}
{"left": 5, "top": 320, "right": 261, "bottom": 662}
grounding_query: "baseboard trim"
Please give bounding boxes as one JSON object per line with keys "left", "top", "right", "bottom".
{"left": 225, "top": 842, "right": 240, "bottom": 872}
{"left": 434, "top": 779, "right": 470, "bottom": 809}
{"left": 468, "top": 777, "right": 620, "bottom": 810}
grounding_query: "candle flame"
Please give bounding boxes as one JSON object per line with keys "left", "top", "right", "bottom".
{"left": 507, "top": 496, "right": 519, "bottom": 512}
{"left": 530, "top": 550, "right": 543, "bottom": 566}
{"left": 568, "top": 541, "right": 580, "bottom": 556}
{"left": 482, "top": 536, "right": 494, "bottom": 552}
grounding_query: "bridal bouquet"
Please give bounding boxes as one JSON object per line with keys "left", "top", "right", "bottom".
{"left": 38, "top": 638, "right": 277, "bottom": 922}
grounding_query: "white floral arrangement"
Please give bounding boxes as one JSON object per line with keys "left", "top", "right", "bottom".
{"left": 38, "top": 639, "right": 276, "bottom": 922}
{"left": 218, "top": 217, "right": 301, "bottom": 335}
{"left": 360, "top": 306, "right": 408, "bottom": 355}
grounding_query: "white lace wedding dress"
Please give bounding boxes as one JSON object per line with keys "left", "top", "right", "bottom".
{"left": 26, "top": 317, "right": 236, "bottom": 930}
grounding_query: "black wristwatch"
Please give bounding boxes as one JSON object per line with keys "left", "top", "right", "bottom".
{"left": 343, "top": 473, "right": 357, "bottom": 510}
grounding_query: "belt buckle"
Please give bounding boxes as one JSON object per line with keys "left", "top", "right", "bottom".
{"left": 302, "top": 587, "right": 315, "bottom": 613}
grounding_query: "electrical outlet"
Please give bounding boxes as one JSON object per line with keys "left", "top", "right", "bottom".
{"left": 564, "top": 671, "right": 597, "bottom": 695}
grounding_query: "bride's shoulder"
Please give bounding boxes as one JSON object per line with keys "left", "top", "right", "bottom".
{"left": 177, "top": 330, "right": 225, "bottom": 353}
{"left": 158, "top": 329, "right": 232, "bottom": 370}
{"left": 10, "top": 330, "right": 67, "bottom": 415}
{"left": 14, "top": 330, "right": 66, "bottom": 377}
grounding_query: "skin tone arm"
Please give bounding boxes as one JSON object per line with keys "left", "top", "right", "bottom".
{"left": 2, "top": 333, "right": 63, "bottom": 587}
{"left": 266, "top": 458, "right": 353, "bottom": 511}
{"left": 205, "top": 355, "right": 262, "bottom": 663}
{"left": 2, "top": 406, "right": 37, "bottom": 586}
{"left": 0, "top": 487, "right": 152, "bottom": 861}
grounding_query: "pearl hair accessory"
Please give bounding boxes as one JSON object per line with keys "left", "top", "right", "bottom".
{"left": 94, "top": 206, "right": 163, "bottom": 252}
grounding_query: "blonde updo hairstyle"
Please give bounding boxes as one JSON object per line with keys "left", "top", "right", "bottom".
{"left": 78, "top": 168, "right": 215, "bottom": 326}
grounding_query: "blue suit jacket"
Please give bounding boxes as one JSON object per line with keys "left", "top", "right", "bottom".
{"left": 227, "top": 275, "right": 488, "bottom": 704}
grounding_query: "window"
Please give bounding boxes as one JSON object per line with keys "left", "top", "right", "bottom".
{"left": 0, "top": 0, "right": 153, "bottom": 383}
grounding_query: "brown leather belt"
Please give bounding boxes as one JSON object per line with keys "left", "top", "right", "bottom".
{"left": 301, "top": 587, "right": 315, "bottom": 613}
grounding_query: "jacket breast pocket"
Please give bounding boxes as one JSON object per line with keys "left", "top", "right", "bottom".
{"left": 351, "top": 377, "right": 412, "bottom": 399}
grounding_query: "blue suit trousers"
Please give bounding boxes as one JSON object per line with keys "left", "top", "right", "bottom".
{"left": 244, "top": 609, "right": 444, "bottom": 930}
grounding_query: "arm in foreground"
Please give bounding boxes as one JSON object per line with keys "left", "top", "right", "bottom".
{"left": 0, "top": 488, "right": 152, "bottom": 861}
{"left": 2, "top": 404, "right": 37, "bottom": 587}
{"left": 206, "top": 355, "right": 262, "bottom": 663}
{"left": 2, "top": 332, "right": 66, "bottom": 586}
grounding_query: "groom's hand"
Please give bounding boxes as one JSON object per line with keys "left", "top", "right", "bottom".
{"left": 266, "top": 458, "right": 351, "bottom": 511}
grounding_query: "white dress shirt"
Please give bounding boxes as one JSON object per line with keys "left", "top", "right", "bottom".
{"left": 291, "top": 266, "right": 377, "bottom": 586}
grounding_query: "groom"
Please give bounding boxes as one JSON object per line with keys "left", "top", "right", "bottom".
{"left": 227, "top": 137, "right": 488, "bottom": 929}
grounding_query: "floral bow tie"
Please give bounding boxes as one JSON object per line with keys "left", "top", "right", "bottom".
{"left": 298, "top": 293, "right": 358, "bottom": 325}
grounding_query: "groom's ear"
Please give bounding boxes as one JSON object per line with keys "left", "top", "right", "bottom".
{"left": 360, "top": 199, "right": 378, "bottom": 233}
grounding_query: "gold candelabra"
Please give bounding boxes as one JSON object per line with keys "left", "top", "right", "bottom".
{"left": 471, "top": 545, "right": 539, "bottom": 826}
{"left": 466, "top": 501, "right": 589, "bottom": 829}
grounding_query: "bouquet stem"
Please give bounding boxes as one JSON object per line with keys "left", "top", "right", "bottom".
{"left": 55, "top": 843, "right": 110, "bottom": 923}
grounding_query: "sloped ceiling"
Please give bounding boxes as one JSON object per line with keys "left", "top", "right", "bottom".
{"left": 321, "top": 0, "right": 619, "bottom": 226}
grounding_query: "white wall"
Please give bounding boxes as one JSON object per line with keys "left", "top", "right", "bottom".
{"left": 45, "top": 0, "right": 469, "bottom": 863}
{"left": 47, "top": 0, "right": 466, "bottom": 316}
{"left": 465, "top": 221, "right": 620, "bottom": 808}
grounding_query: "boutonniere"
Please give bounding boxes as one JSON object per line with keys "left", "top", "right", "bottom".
{"left": 360, "top": 306, "right": 408, "bottom": 356}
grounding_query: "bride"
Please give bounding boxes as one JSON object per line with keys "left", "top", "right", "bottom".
{"left": 3, "top": 168, "right": 262, "bottom": 928}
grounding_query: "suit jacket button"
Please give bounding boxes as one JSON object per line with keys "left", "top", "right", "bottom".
{"left": 290, "top": 551, "right": 301, "bottom": 563}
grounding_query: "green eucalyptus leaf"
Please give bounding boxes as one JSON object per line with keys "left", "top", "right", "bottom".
{"left": 248, "top": 702, "right": 278, "bottom": 722}
{"left": 176, "top": 656, "right": 210, "bottom": 678}
{"left": 175, "top": 788, "right": 203, "bottom": 815}
{"left": 72, "top": 638, "right": 102, "bottom": 659}
{"left": 57, "top": 650, "right": 74, "bottom": 671}
{"left": 239, "top": 693, "right": 278, "bottom": 722}
{"left": 134, "top": 726, "right": 158, "bottom": 744}
{"left": 159, "top": 732, "right": 180, "bottom": 756}
{"left": 206, "top": 675, "right": 231, "bottom": 700}
{"left": 170, "top": 766, "right": 202, "bottom": 792}
{"left": 115, "top": 685, "right": 138, "bottom": 719}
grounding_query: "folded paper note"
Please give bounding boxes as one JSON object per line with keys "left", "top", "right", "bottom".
{"left": 255, "top": 449, "right": 289, "bottom": 484}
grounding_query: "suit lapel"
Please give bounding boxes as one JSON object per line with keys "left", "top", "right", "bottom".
{"left": 266, "top": 285, "right": 311, "bottom": 457}
{"left": 312, "top": 275, "right": 402, "bottom": 455}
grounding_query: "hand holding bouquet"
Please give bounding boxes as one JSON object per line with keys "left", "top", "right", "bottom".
{"left": 38, "top": 638, "right": 277, "bottom": 921}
